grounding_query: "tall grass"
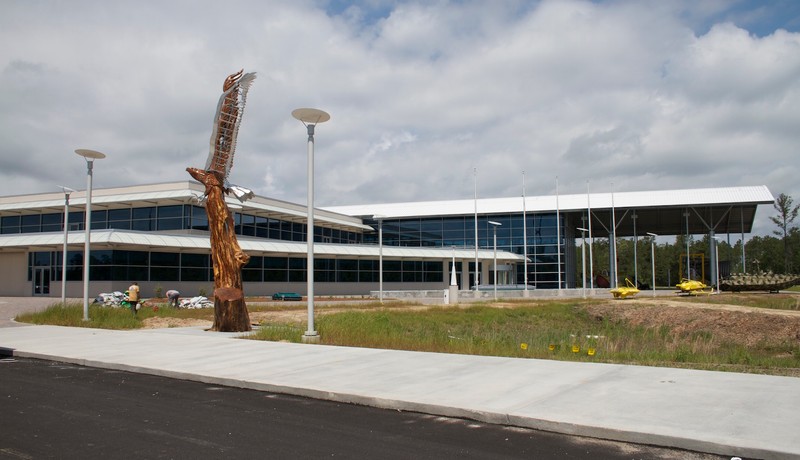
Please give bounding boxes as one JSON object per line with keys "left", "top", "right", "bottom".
{"left": 248, "top": 301, "right": 800, "bottom": 375}
{"left": 16, "top": 302, "right": 142, "bottom": 329}
{"left": 672, "top": 293, "right": 800, "bottom": 310}
{"left": 15, "top": 301, "right": 216, "bottom": 329}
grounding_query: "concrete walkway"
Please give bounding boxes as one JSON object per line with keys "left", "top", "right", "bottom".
{"left": 1, "top": 320, "right": 798, "bottom": 459}
{"left": 0, "top": 326, "right": 800, "bottom": 458}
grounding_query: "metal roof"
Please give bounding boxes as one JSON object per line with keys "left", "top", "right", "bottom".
{"left": 325, "top": 185, "right": 774, "bottom": 236}
{"left": 0, "top": 229, "right": 526, "bottom": 262}
{"left": 0, "top": 181, "right": 372, "bottom": 232}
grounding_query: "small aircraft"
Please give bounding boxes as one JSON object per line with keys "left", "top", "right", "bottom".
{"left": 675, "top": 278, "right": 713, "bottom": 295}
{"left": 610, "top": 278, "right": 640, "bottom": 299}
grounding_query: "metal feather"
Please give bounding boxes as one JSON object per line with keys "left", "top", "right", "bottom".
{"left": 204, "top": 71, "right": 256, "bottom": 180}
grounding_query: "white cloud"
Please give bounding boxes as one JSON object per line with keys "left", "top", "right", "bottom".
{"left": 0, "top": 0, "right": 797, "bottom": 236}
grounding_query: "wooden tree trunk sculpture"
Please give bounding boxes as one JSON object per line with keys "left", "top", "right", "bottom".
{"left": 187, "top": 168, "right": 251, "bottom": 331}
{"left": 187, "top": 69, "right": 256, "bottom": 332}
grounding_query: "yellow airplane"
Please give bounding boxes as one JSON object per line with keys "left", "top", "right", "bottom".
{"left": 611, "top": 278, "right": 640, "bottom": 299}
{"left": 675, "top": 278, "right": 713, "bottom": 295}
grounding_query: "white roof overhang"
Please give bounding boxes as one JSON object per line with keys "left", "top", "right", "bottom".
{"left": 0, "top": 181, "right": 371, "bottom": 232}
{"left": 325, "top": 185, "right": 774, "bottom": 236}
{"left": 0, "top": 229, "right": 526, "bottom": 262}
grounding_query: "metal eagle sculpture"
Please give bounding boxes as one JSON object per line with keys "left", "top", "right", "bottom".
{"left": 187, "top": 69, "right": 256, "bottom": 332}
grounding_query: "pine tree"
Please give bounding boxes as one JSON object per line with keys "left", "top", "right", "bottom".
{"left": 770, "top": 193, "right": 799, "bottom": 273}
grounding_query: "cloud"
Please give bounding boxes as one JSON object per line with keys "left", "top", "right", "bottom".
{"left": 0, "top": 0, "right": 797, "bottom": 237}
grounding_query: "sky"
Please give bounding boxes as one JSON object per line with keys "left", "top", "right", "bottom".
{"left": 1, "top": 0, "right": 799, "bottom": 237}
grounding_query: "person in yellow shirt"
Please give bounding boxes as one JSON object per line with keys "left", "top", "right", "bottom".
{"left": 128, "top": 282, "right": 140, "bottom": 315}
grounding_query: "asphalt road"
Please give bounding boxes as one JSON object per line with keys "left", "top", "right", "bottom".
{"left": 0, "top": 357, "right": 727, "bottom": 460}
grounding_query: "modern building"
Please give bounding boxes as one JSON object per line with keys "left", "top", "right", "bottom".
{"left": 0, "top": 181, "right": 773, "bottom": 298}
{"left": 0, "top": 182, "right": 524, "bottom": 298}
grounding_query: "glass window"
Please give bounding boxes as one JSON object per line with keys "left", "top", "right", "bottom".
{"left": 20, "top": 214, "right": 40, "bottom": 233}
{"left": 244, "top": 256, "right": 262, "bottom": 269}
{"left": 265, "top": 257, "right": 288, "bottom": 269}
{"left": 151, "top": 266, "right": 179, "bottom": 281}
{"left": 157, "top": 218, "right": 183, "bottom": 231}
{"left": 158, "top": 205, "right": 183, "bottom": 218}
{"left": 1, "top": 215, "right": 20, "bottom": 234}
{"left": 89, "top": 210, "right": 108, "bottom": 230}
{"left": 133, "top": 207, "right": 156, "bottom": 220}
{"left": 42, "top": 213, "right": 62, "bottom": 232}
{"left": 90, "top": 250, "right": 113, "bottom": 266}
{"left": 264, "top": 270, "right": 286, "bottom": 282}
{"left": 32, "top": 252, "right": 51, "bottom": 266}
{"left": 108, "top": 208, "right": 131, "bottom": 222}
{"left": 108, "top": 220, "right": 132, "bottom": 230}
{"left": 151, "top": 252, "right": 179, "bottom": 266}
{"left": 182, "top": 253, "right": 209, "bottom": 267}
{"left": 336, "top": 259, "right": 358, "bottom": 271}
{"left": 288, "top": 258, "right": 305, "bottom": 270}
{"left": 132, "top": 220, "right": 154, "bottom": 231}
{"left": 242, "top": 269, "right": 261, "bottom": 282}
{"left": 181, "top": 268, "right": 209, "bottom": 281}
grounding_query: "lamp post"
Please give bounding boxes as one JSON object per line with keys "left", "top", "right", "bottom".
{"left": 577, "top": 227, "right": 588, "bottom": 299}
{"left": 292, "top": 108, "right": 330, "bottom": 341}
{"left": 75, "top": 149, "right": 106, "bottom": 322}
{"left": 647, "top": 232, "right": 658, "bottom": 297}
{"left": 488, "top": 221, "right": 501, "bottom": 300}
{"left": 59, "top": 186, "right": 76, "bottom": 305}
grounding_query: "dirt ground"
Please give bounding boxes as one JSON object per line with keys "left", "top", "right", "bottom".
{"left": 141, "top": 294, "right": 800, "bottom": 350}
{"left": 585, "top": 295, "right": 800, "bottom": 348}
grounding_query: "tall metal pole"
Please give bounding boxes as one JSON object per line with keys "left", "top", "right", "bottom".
{"left": 716, "top": 241, "right": 721, "bottom": 293}
{"left": 740, "top": 207, "right": 746, "bottom": 273}
{"left": 611, "top": 183, "right": 618, "bottom": 289}
{"left": 685, "top": 210, "right": 690, "bottom": 280}
{"left": 489, "top": 221, "right": 501, "bottom": 300}
{"left": 473, "top": 168, "right": 479, "bottom": 289}
{"left": 60, "top": 187, "right": 75, "bottom": 305}
{"left": 493, "top": 225, "right": 497, "bottom": 300}
{"left": 647, "top": 232, "right": 657, "bottom": 297}
{"left": 83, "top": 163, "right": 92, "bottom": 321}
{"left": 587, "top": 180, "right": 593, "bottom": 290}
{"left": 378, "top": 217, "right": 383, "bottom": 304}
{"left": 577, "top": 227, "right": 588, "bottom": 299}
{"left": 292, "top": 108, "right": 329, "bottom": 341}
{"left": 556, "top": 176, "right": 561, "bottom": 291}
{"left": 306, "top": 124, "right": 317, "bottom": 336}
{"left": 632, "top": 213, "right": 638, "bottom": 286}
{"left": 522, "top": 171, "right": 528, "bottom": 292}
{"left": 75, "top": 149, "right": 105, "bottom": 322}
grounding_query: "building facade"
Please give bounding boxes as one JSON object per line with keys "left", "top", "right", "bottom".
{"left": 0, "top": 182, "right": 773, "bottom": 298}
{"left": 0, "top": 182, "right": 524, "bottom": 298}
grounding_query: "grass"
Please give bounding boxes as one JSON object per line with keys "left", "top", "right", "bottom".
{"left": 16, "top": 296, "right": 800, "bottom": 376}
{"left": 670, "top": 292, "right": 800, "bottom": 310}
{"left": 246, "top": 299, "right": 800, "bottom": 376}
{"left": 15, "top": 301, "right": 215, "bottom": 329}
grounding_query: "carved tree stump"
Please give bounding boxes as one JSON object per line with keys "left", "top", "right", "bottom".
{"left": 187, "top": 167, "right": 251, "bottom": 332}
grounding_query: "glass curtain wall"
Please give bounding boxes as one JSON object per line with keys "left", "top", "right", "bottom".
{"left": 363, "top": 213, "right": 565, "bottom": 289}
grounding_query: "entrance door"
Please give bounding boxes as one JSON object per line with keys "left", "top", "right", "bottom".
{"left": 33, "top": 268, "right": 50, "bottom": 295}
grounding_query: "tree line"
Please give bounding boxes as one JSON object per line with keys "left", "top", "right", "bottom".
{"left": 577, "top": 193, "right": 799, "bottom": 287}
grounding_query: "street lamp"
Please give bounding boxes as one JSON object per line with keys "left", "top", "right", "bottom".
{"left": 59, "top": 186, "right": 76, "bottom": 305}
{"left": 75, "top": 149, "right": 106, "bottom": 322}
{"left": 292, "top": 108, "right": 330, "bottom": 341}
{"left": 577, "top": 227, "right": 588, "bottom": 299}
{"left": 488, "top": 221, "right": 501, "bottom": 300}
{"left": 647, "top": 232, "right": 658, "bottom": 297}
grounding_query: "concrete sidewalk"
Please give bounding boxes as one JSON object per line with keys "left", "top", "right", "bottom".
{"left": 1, "top": 323, "right": 798, "bottom": 459}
